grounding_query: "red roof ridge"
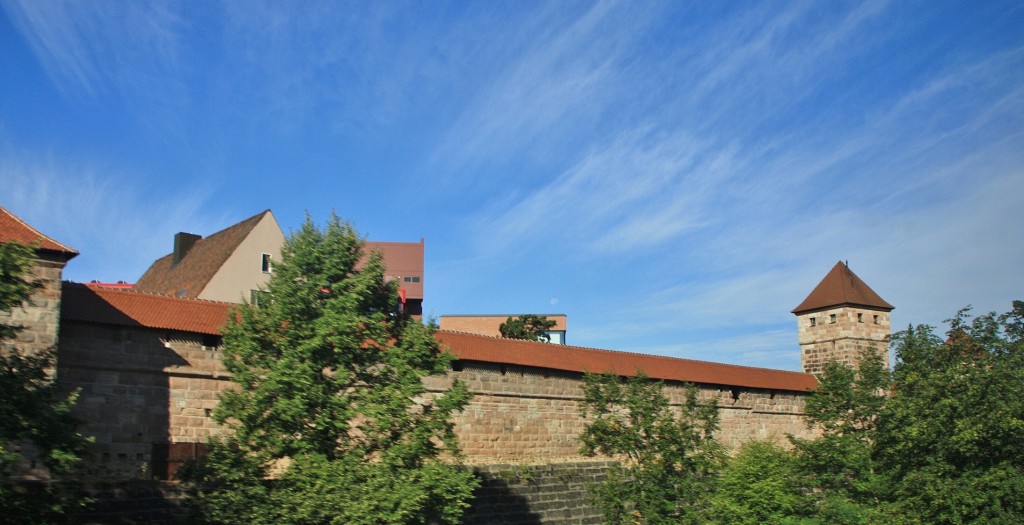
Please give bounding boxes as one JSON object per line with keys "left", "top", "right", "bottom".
{"left": 200, "top": 209, "right": 272, "bottom": 240}
{"left": 67, "top": 281, "right": 239, "bottom": 306}
{"left": 365, "top": 239, "right": 423, "bottom": 246}
{"left": 437, "top": 330, "right": 810, "bottom": 377}
{"left": 0, "top": 205, "right": 78, "bottom": 255}
{"left": 436, "top": 330, "right": 816, "bottom": 391}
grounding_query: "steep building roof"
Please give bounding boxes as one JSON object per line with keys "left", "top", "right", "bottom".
{"left": 792, "top": 261, "right": 894, "bottom": 314}
{"left": 0, "top": 205, "right": 78, "bottom": 258}
{"left": 61, "top": 282, "right": 232, "bottom": 335}
{"left": 437, "top": 331, "right": 816, "bottom": 392}
{"left": 134, "top": 210, "right": 270, "bottom": 298}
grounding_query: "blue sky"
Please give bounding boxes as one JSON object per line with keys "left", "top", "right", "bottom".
{"left": 2, "top": 1, "right": 1022, "bottom": 371}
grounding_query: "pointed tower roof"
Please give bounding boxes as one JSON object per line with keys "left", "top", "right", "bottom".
{"left": 134, "top": 210, "right": 271, "bottom": 298}
{"left": 792, "top": 261, "right": 893, "bottom": 314}
{"left": 0, "top": 205, "right": 78, "bottom": 259}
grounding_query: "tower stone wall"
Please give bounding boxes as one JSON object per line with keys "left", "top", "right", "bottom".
{"left": 0, "top": 256, "right": 68, "bottom": 357}
{"left": 793, "top": 261, "right": 894, "bottom": 375}
{"left": 797, "top": 306, "right": 891, "bottom": 375}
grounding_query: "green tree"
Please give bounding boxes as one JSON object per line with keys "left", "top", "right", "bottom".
{"left": 499, "top": 314, "right": 556, "bottom": 342}
{"left": 709, "top": 440, "right": 812, "bottom": 525}
{"left": 579, "top": 372, "right": 724, "bottom": 525}
{"left": 789, "top": 348, "right": 889, "bottom": 524}
{"left": 187, "top": 215, "right": 477, "bottom": 525}
{"left": 0, "top": 242, "right": 90, "bottom": 523}
{"left": 873, "top": 303, "right": 1024, "bottom": 524}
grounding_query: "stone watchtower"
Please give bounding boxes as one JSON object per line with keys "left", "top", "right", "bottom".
{"left": 792, "top": 261, "right": 894, "bottom": 375}
{"left": 0, "top": 206, "right": 78, "bottom": 357}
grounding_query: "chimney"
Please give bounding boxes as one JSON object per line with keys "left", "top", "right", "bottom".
{"left": 173, "top": 232, "right": 202, "bottom": 264}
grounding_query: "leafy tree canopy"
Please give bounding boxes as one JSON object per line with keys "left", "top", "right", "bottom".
{"left": 873, "top": 302, "right": 1024, "bottom": 524}
{"left": 709, "top": 440, "right": 811, "bottom": 525}
{"left": 579, "top": 372, "right": 724, "bottom": 525}
{"left": 499, "top": 314, "right": 556, "bottom": 342}
{"left": 783, "top": 302, "right": 1024, "bottom": 525}
{"left": 187, "top": 215, "right": 477, "bottom": 525}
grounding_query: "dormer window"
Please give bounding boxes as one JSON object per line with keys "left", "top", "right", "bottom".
{"left": 261, "top": 253, "right": 272, "bottom": 273}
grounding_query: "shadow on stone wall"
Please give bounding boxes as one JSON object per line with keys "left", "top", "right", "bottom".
{"left": 57, "top": 319, "right": 188, "bottom": 480}
{"left": 463, "top": 472, "right": 542, "bottom": 525}
{"left": 463, "top": 462, "right": 611, "bottom": 525}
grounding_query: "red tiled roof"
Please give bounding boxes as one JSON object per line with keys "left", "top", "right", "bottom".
{"left": 792, "top": 261, "right": 894, "bottom": 314}
{"left": 61, "top": 282, "right": 232, "bottom": 335}
{"left": 58, "top": 284, "right": 814, "bottom": 392}
{"left": 437, "top": 331, "right": 817, "bottom": 392}
{"left": 0, "top": 205, "right": 78, "bottom": 257}
{"left": 134, "top": 210, "right": 270, "bottom": 298}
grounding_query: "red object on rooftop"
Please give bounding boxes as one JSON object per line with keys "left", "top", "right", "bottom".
{"left": 85, "top": 281, "right": 135, "bottom": 290}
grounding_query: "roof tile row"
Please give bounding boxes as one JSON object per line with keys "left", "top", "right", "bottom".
{"left": 0, "top": 205, "right": 78, "bottom": 255}
{"left": 61, "top": 283, "right": 815, "bottom": 392}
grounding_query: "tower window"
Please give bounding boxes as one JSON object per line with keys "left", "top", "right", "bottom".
{"left": 874, "top": 315, "right": 880, "bottom": 324}
{"left": 829, "top": 314, "right": 837, "bottom": 324}
{"left": 261, "top": 253, "right": 273, "bottom": 273}
{"left": 857, "top": 313, "right": 864, "bottom": 323}
{"left": 809, "top": 317, "right": 817, "bottom": 327}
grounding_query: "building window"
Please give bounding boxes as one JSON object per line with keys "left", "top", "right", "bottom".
{"left": 251, "top": 289, "right": 271, "bottom": 306}
{"left": 402, "top": 276, "right": 420, "bottom": 283}
{"left": 857, "top": 313, "right": 864, "bottom": 323}
{"left": 829, "top": 314, "right": 837, "bottom": 324}
{"left": 261, "top": 253, "right": 272, "bottom": 273}
{"left": 809, "top": 317, "right": 817, "bottom": 327}
{"left": 874, "top": 314, "right": 880, "bottom": 324}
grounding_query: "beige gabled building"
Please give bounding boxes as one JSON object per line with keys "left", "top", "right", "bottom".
{"left": 134, "top": 210, "right": 425, "bottom": 315}
{"left": 134, "top": 210, "right": 285, "bottom": 303}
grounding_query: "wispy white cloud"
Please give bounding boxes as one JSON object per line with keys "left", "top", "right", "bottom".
{"left": 1, "top": 0, "right": 1019, "bottom": 373}
{"left": 429, "top": 0, "right": 666, "bottom": 175}
{"left": 2, "top": 0, "right": 187, "bottom": 120}
{"left": 0, "top": 146, "right": 227, "bottom": 283}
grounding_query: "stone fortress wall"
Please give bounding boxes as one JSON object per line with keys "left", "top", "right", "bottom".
{"left": 4, "top": 246, "right": 853, "bottom": 481}
{"left": 55, "top": 316, "right": 816, "bottom": 479}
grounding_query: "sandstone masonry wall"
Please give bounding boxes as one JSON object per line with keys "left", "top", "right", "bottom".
{"left": 57, "top": 322, "right": 230, "bottom": 478}
{"left": 426, "top": 362, "right": 814, "bottom": 464}
{"left": 1, "top": 259, "right": 65, "bottom": 356}
{"left": 58, "top": 322, "right": 815, "bottom": 479}
{"left": 797, "top": 306, "right": 891, "bottom": 374}
{"left": 1, "top": 256, "right": 69, "bottom": 478}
